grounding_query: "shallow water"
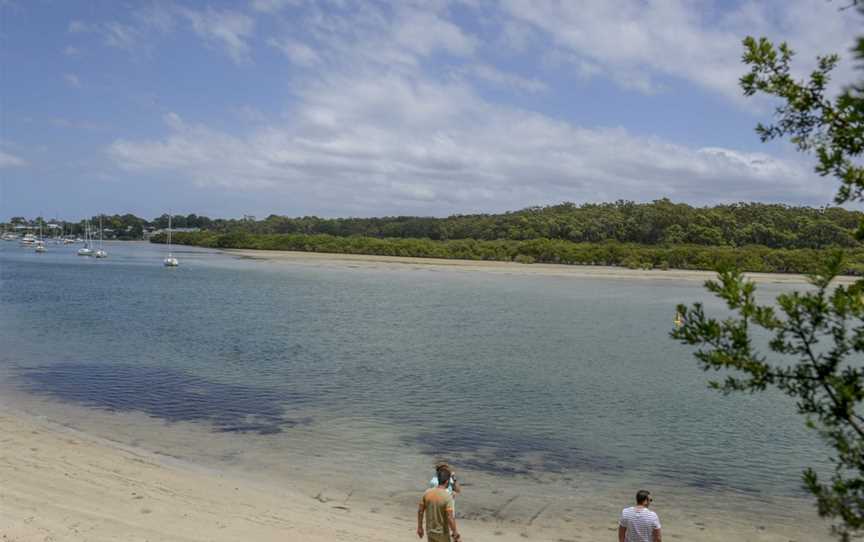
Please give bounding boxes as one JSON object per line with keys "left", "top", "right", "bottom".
{"left": 0, "top": 240, "right": 836, "bottom": 538}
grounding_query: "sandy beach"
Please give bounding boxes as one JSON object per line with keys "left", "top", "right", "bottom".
{"left": 0, "top": 404, "right": 836, "bottom": 542}
{"left": 0, "top": 405, "right": 497, "bottom": 542}
{"left": 226, "top": 248, "right": 859, "bottom": 285}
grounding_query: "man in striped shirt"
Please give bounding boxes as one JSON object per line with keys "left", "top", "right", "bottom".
{"left": 618, "top": 490, "right": 662, "bottom": 542}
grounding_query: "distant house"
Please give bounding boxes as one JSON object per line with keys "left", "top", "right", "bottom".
{"left": 144, "top": 227, "right": 200, "bottom": 240}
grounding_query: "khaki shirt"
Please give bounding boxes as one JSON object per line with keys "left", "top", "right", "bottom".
{"left": 421, "top": 487, "right": 455, "bottom": 536}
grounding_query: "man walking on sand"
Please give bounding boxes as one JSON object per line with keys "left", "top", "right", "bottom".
{"left": 619, "top": 490, "right": 661, "bottom": 542}
{"left": 418, "top": 466, "right": 461, "bottom": 542}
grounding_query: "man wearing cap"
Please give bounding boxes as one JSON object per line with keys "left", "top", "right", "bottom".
{"left": 418, "top": 466, "right": 461, "bottom": 542}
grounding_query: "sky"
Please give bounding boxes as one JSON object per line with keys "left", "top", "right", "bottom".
{"left": 0, "top": 0, "right": 861, "bottom": 221}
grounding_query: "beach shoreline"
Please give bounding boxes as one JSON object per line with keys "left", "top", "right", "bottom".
{"left": 225, "top": 248, "right": 859, "bottom": 284}
{"left": 0, "top": 401, "right": 836, "bottom": 542}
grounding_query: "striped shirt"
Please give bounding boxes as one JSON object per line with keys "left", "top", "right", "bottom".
{"left": 619, "top": 506, "right": 661, "bottom": 542}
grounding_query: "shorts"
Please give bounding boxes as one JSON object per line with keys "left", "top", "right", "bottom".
{"left": 427, "top": 533, "right": 450, "bottom": 542}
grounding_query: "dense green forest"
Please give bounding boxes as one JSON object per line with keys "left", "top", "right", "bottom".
{"left": 200, "top": 200, "right": 862, "bottom": 249}
{"left": 157, "top": 231, "right": 864, "bottom": 275}
{"left": 6, "top": 200, "right": 861, "bottom": 246}
{"left": 150, "top": 200, "right": 864, "bottom": 274}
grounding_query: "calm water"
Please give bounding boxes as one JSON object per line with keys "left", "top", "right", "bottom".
{"left": 0, "top": 240, "right": 832, "bottom": 532}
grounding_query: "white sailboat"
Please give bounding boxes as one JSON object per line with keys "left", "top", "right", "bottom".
{"left": 94, "top": 215, "right": 108, "bottom": 258}
{"left": 78, "top": 220, "right": 93, "bottom": 256}
{"left": 34, "top": 220, "right": 46, "bottom": 253}
{"left": 163, "top": 215, "right": 179, "bottom": 267}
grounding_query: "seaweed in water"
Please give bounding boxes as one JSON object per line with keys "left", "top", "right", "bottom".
{"left": 17, "top": 363, "right": 310, "bottom": 435}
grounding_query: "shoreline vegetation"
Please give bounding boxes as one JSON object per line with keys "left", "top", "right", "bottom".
{"left": 139, "top": 201, "right": 864, "bottom": 275}
{"left": 8, "top": 200, "right": 864, "bottom": 271}
{"left": 154, "top": 231, "right": 864, "bottom": 276}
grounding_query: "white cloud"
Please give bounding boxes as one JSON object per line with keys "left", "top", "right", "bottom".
{"left": 251, "top": 0, "right": 301, "bottom": 13}
{"left": 62, "top": 45, "right": 82, "bottom": 56}
{"left": 468, "top": 64, "right": 547, "bottom": 93}
{"left": 102, "top": 21, "right": 140, "bottom": 50}
{"left": 0, "top": 150, "right": 25, "bottom": 168}
{"left": 66, "top": 18, "right": 146, "bottom": 52}
{"left": 63, "top": 73, "right": 81, "bottom": 88}
{"left": 273, "top": 2, "right": 480, "bottom": 74}
{"left": 134, "top": 3, "right": 176, "bottom": 33}
{"left": 268, "top": 37, "right": 321, "bottom": 66}
{"left": 181, "top": 8, "right": 255, "bottom": 64}
{"left": 108, "top": 72, "right": 831, "bottom": 214}
{"left": 393, "top": 10, "right": 476, "bottom": 57}
{"left": 502, "top": 0, "right": 861, "bottom": 102}
{"left": 85, "top": 0, "right": 851, "bottom": 215}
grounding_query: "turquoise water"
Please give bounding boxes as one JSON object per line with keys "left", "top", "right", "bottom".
{"left": 0, "top": 240, "right": 832, "bottom": 531}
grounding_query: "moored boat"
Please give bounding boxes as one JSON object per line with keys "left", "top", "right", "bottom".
{"left": 163, "top": 214, "right": 179, "bottom": 267}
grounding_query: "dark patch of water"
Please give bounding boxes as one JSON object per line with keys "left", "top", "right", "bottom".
{"left": 17, "top": 363, "right": 310, "bottom": 435}
{"left": 410, "top": 424, "right": 776, "bottom": 497}
{"left": 409, "top": 425, "right": 625, "bottom": 478}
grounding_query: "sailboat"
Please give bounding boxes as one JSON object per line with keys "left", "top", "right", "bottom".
{"left": 77, "top": 220, "right": 93, "bottom": 256}
{"left": 63, "top": 223, "right": 75, "bottom": 245}
{"left": 163, "top": 215, "right": 179, "bottom": 267}
{"left": 34, "top": 219, "right": 47, "bottom": 253}
{"left": 94, "top": 215, "right": 108, "bottom": 258}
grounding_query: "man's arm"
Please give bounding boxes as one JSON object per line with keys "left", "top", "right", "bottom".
{"left": 417, "top": 501, "right": 425, "bottom": 539}
{"left": 653, "top": 527, "right": 662, "bottom": 542}
{"left": 618, "top": 525, "right": 626, "bottom": 542}
{"left": 447, "top": 509, "right": 460, "bottom": 540}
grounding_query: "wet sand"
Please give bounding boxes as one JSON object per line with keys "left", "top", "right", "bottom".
{"left": 226, "top": 248, "right": 859, "bottom": 285}
{"left": 0, "top": 403, "right": 835, "bottom": 541}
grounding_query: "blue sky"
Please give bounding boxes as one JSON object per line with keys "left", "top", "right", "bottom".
{"left": 0, "top": 0, "right": 860, "bottom": 220}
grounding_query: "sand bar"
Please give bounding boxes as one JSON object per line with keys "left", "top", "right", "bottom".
{"left": 226, "top": 248, "right": 859, "bottom": 285}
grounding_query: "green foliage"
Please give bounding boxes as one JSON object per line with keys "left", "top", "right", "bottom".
{"left": 155, "top": 231, "right": 864, "bottom": 275}
{"left": 672, "top": 256, "right": 864, "bottom": 540}
{"left": 197, "top": 200, "right": 864, "bottom": 250}
{"left": 9, "top": 200, "right": 864, "bottom": 249}
{"left": 741, "top": 31, "right": 864, "bottom": 206}
{"left": 675, "top": 10, "right": 864, "bottom": 539}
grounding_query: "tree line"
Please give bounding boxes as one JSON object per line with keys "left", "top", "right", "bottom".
{"left": 6, "top": 200, "right": 862, "bottom": 248}
{"left": 201, "top": 200, "right": 863, "bottom": 250}
{"left": 156, "top": 230, "right": 864, "bottom": 275}
{"left": 1, "top": 213, "right": 214, "bottom": 240}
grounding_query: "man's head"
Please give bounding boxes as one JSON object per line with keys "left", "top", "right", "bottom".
{"left": 436, "top": 467, "right": 451, "bottom": 487}
{"left": 636, "top": 490, "right": 652, "bottom": 506}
